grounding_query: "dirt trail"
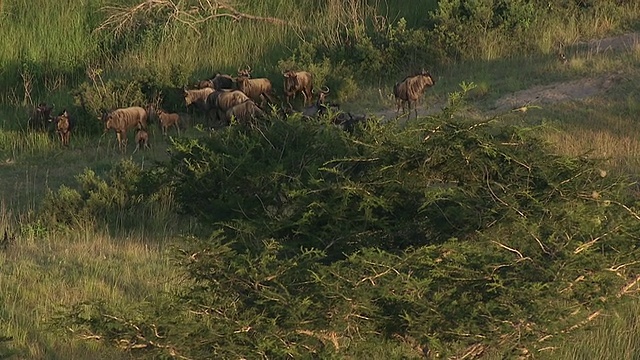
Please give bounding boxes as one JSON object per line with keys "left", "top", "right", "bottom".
{"left": 375, "top": 32, "right": 639, "bottom": 121}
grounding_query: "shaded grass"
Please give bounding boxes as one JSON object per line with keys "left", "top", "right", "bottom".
{"left": 0, "top": 207, "right": 180, "bottom": 359}
{"left": 540, "top": 299, "right": 640, "bottom": 360}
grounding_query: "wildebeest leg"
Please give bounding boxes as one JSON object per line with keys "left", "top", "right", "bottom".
{"left": 117, "top": 131, "right": 127, "bottom": 152}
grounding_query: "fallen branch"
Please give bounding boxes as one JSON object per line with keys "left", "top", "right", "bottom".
{"left": 96, "top": 0, "right": 293, "bottom": 37}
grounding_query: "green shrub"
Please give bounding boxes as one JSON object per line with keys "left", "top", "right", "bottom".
{"left": 57, "top": 86, "right": 640, "bottom": 358}
{"left": 38, "top": 159, "right": 178, "bottom": 236}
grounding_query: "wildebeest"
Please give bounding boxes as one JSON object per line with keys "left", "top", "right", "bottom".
{"left": 28, "top": 102, "right": 54, "bottom": 131}
{"left": 302, "top": 86, "right": 330, "bottom": 118}
{"left": 225, "top": 99, "right": 266, "bottom": 126}
{"left": 207, "top": 90, "right": 250, "bottom": 126}
{"left": 133, "top": 128, "right": 150, "bottom": 153}
{"left": 393, "top": 69, "right": 435, "bottom": 120}
{"left": 235, "top": 74, "right": 277, "bottom": 106}
{"left": 157, "top": 109, "right": 181, "bottom": 136}
{"left": 183, "top": 87, "right": 215, "bottom": 112}
{"left": 331, "top": 112, "right": 367, "bottom": 134}
{"left": 283, "top": 70, "right": 313, "bottom": 108}
{"left": 197, "top": 73, "right": 235, "bottom": 90}
{"left": 101, "top": 106, "right": 148, "bottom": 151}
{"left": 51, "top": 109, "right": 74, "bottom": 147}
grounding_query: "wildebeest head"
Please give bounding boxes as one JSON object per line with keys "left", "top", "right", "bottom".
{"left": 418, "top": 69, "right": 435, "bottom": 86}
{"left": 53, "top": 109, "right": 70, "bottom": 126}
{"left": 183, "top": 88, "right": 199, "bottom": 106}
{"left": 316, "top": 86, "right": 330, "bottom": 104}
{"left": 283, "top": 70, "right": 298, "bottom": 92}
{"left": 36, "top": 103, "right": 54, "bottom": 119}
{"left": 237, "top": 65, "right": 252, "bottom": 78}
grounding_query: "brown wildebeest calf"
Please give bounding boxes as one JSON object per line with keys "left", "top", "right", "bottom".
{"left": 52, "top": 109, "right": 73, "bottom": 147}
{"left": 157, "top": 109, "right": 181, "bottom": 136}
{"left": 133, "top": 128, "right": 150, "bottom": 153}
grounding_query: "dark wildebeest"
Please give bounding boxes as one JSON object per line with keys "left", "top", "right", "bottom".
{"left": 197, "top": 73, "right": 236, "bottom": 90}
{"left": 28, "top": 102, "right": 54, "bottom": 131}
{"left": 157, "top": 109, "right": 181, "bottom": 136}
{"left": 207, "top": 90, "right": 250, "bottom": 126}
{"left": 225, "top": 99, "right": 266, "bottom": 127}
{"left": 302, "top": 86, "right": 330, "bottom": 118}
{"left": 51, "top": 109, "right": 74, "bottom": 147}
{"left": 393, "top": 69, "right": 436, "bottom": 120}
{"left": 283, "top": 70, "right": 313, "bottom": 108}
{"left": 101, "top": 106, "right": 148, "bottom": 152}
{"left": 235, "top": 66, "right": 277, "bottom": 106}
{"left": 133, "top": 128, "right": 150, "bottom": 153}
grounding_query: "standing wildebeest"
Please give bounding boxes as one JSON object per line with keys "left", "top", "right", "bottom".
{"left": 207, "top": 90, "right": 250, "bottom": 127}
{"left": 393, "top": 69, "right": 435, "bottom": 120}
{"left": 225, "top": 99, "right": 266, "bottom": 126}
{"left": 157, "top": 109, "right": 181, "bottom": 136}
{"left": 101, "top": 106, "right": 148, "bottom": 152}
{"left": 133, "top": 128, "right": 150, "bottom": 153}
{"left": 28, "top": 102, "right": 54, "bottom": 131}
{"left": 283, "top": 70, "right": 313, "bottom": 108}
{"left": 235, "top": 66, "right": 277, "bottom": 105}
{"left": 51, "top": 109, "right": 74, "bottom": 147}
{"left": 183, "top": 87, "right": 215, "bottom": 112}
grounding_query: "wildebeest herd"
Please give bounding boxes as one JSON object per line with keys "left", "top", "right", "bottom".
{"left": 25, "top": 67, "right": 435, "bottom": 152}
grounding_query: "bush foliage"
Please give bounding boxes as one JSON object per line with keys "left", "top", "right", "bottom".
{"left": 54, "top": 87, "right": 640, "bottom": 358}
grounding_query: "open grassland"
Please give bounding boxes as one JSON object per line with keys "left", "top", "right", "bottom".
{"left": 1, "top": 0, "right": 640, "bottom": 358}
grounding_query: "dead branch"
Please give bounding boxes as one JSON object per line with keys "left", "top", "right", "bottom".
{"left": 573, "top": 226, "right": 621, "bottom": 254}
{"left": 618, "top": 275, "right": 640, "bottom": 297}
{"left": 95, "top": 0, "right": 292, "bottom": 37}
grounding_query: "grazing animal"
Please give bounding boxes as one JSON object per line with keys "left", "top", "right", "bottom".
{"left": 211, "top": 73, "right": 235, "bottom": 90}
{"left": 52, "top": 109, "right": 73, "bottom": 147}
{"left": 283, "top": 70, "right": 313, "bottom": 108}
{"left": 225, "top": 100, "right": 266, "bottom": 126}
{"left": 197, "top": 73, "right": 236, "bottom": 90}
{"left": 332, "top": 112, "right": 367, "bottom": 134}
{"left": 302, "top": 86, "right": 330, "bottom": 118}
{"left": 1, "top": 228, "right": 15, "bottom": 250}
{"left": 235, "top": 75, "right": 277, "bottom": 106}
{"left": 133, "top": 128, "right": 150, "bottom": 153}
{"left": 101, "top": 106, "right": 148, "bottom": 151}
{"left": 28, "top": 102, "right": 54, "bottom": 131}
{"left": 393, "top": 69, "right": 435, "bottom": 120}
{"left": 207, "top": 90, "right": 250, "bottom": 126}
{"left": 183, "top": 87, "right": 215, "bottom": 112}
{"left": 157, "top": 109, "right": 181, "bottom": 135}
